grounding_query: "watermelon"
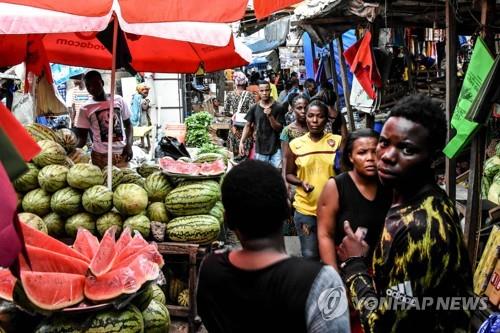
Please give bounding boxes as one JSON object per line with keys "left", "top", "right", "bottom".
{"left": 133, "top": 284, "right": 154, "bottom": 311}
{"left": 89, "top": 227, "right": 117, "bottom": 277}
{"left": 166, "top": 215, "right": 220, "bottom": 244}
{"left": 96, "top": 211, "right": 124, "bottom": 237}
{"left": 50, "top": 187, "right": 82, "bottom": 217}
{"left": 103, "top": 165, "right": 124, "bottom": 190}
{"left": 120, "top": 170, "right": 145, "bottom": 187}
{"left": 43, "top": 212, "right": 65, "bottom": 237}
{"left": 151, "top": 284, "right": 166, "bottom": 305}
{"left": 22, "top": 188, "right": 51, "bottom": 217}
{"left": 18, "top": 212, "right": 48, "bottom": 234}
{"left": 82, "top": 185, "right": 113, "bottom": 214}
{"left": 137, "top": 163, "right": 161, "bottom": 178}
{"left": 142, "top": 299, "right": 171, "bottom": 333}
{"left": 67, "top": 148, "right": 90, "bottom": 164}
{"left": 484, "top": 155, "right": 500, "bottom": 180}
{"left": 73, "top": 228, "right": 100, "bottom": 262}
{"left": 165, "top": 182, "right": 219, "bottom": 216}
{"left": 147, "top": 202, "right": 169, "bottom": 223}
{"left": 194, "top": 152, "right": 225, "bottom": 163}
{"left": 55, "top": 128, "right": 77, "bottom": 153}
{"left": 168, "top": 278, "right": 186, "bottom": 303}
{"left": 13, "top": 163, "right": 39, "bottom": 192}
{"left": 112, "top": 244, "right": 164, "bottom": 271}
{"left": 0, "top": 268, "right": 16, "bottom": 302}
{"left": 35, "top": 305, "right": 144, "bottom": 333}
{"left": 84, "top": 254, "right": 160, "bottom": 301}
{"left": 25, "top": 123, "right": 59, "bottom": 142}
{"left": 65, "top": 212, "right": 96, "bottom": 237}
{"left": 123, "top": 215, "right": 151, "bottom": 238}
{"left": 20, "top": 222, "right": 90, "bottom": 262}
{"left": 67, "top": 163, "right": 104, "bottom": 190}
{"left": 209, "top": 201, "right": 225, "bottom": 225}
{"left": 144, "top": 172, "right": 173, "bottom": 202}
{"left": 21, "top": 271, "right": 85, "bottom": 310}
{"left": 37, "top": 165, "right": 69, "bottom": 193}
{"left": 114, "top": 184, "right": 149, "bottom": 216}
{"left": 63, "top": 156, "right": 75, "bottom": 168}
{"left": 21, "top": 245, "right": 89, "bottom": 275}
{"left": 32, "top": 140, "right": 67, "bottom": 168}
{"left": 177, "top": 289, "right": 189, "bottom": 307}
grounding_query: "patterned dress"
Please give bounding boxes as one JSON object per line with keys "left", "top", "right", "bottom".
{"left": 224, "top": 90, "right": 256, "bottom": 157}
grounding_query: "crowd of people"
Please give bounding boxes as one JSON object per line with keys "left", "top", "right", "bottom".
{"left": 197, "top": 71, "right": 473, "bottom": 333}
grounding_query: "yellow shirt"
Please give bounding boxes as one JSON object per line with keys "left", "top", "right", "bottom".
{"left": 270, "top": 83, "right": 278, "bottom": 101}
{"left": 289, "top": 133, "right": 341, "bottom": 216}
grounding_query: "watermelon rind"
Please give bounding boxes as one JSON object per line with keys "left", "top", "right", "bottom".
{"left": 32, "top": 140, "right": 67, "bottom": 168}
{"left": 147, "top": 202, "right": 169, "bottom": 224}
{"left": 114, "top": 184, "right": 149, "bottom": 216}
{"left": 166, "top": 215, "right": 220, "bottom": 245}
{"left": 13, "top": 163, "right": 39, "bottom": 193}
{"left": 38, "top": 165, "right": 69, "bottom": 193}
{"left": 82, "top": 185, "right": 113, "bottom": 215}
{"left": 22, "top": 188, "right": 52, "bottom": 217}
{"left": 123, "top": 215, "right": 151, "bottom": 238}
{"left": 51, "top": 187, "right": 82, "bottom": 217}
{"left": 65, "top": 212, "right": 96, "bottom": 237}
{"left": 96, "top": 211, "right": 124, "bottom": 237}
{"left": 67, "top": 164, "right": 104, "bottom": 190}
{"left": 142, "top": 299, "right": 171, "bottom": 333}
{"left": 18, "top": 212, "right": 48, "bottom": 234}
{"left": 164, "top": 182, "right": 219, "bottom": 217}
{"left": 43, "top": 212, "right": 65, "bottom": 237}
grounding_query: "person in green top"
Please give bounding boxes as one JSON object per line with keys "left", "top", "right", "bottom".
{"left": 337, "top": 94, "right": 472, "bottom": 332}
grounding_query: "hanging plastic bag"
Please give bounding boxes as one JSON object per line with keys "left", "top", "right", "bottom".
{"left": 154, "top": 136, "right": 191, "bottom": 160}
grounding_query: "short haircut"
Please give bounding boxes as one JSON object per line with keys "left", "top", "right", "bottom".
{"left": 342, "top": 128, "right": 379, "bottom": 170}
{"left": 291, "top": 93, "right": 309, "bottom": 107}
{"left": 257, "top": 80, "right": 270, "bottom": 87}
{"left": 388, "top": 94, "right": 447, "bottom": 152}
{"left": 290, "top": 78, "right": 299, "bottom": 86}
{"left": 304, "top": 78, "right": 316, "bottom": 87}
{"left": 284, "top": 80, "right": 293, "bottom": 91}
{"left": 84, "top": 70, "right": 103, "bottom": 83}
{"left": 221, "top": 160, "right": 289, "bottom": 240}
{"left": 306, "top": 99, "right": 329, "bottom": 118}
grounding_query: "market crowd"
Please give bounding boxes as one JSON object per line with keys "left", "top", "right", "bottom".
{"left": 195, "top": 71, "right": 473, "bottom": 333}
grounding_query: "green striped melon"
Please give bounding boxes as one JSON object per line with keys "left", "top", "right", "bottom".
{"left": 133, "top": 285, "right": 154, "bottom": 311}
{"left": 120, "top": 169, "right": 145, "bottom": 186}
{"left": 13, "top": 163, "right": 40, "bottom": 193}
{"left": 147, "top": 202, "right": 169, "bottom": 223}
{"left": 166, "top": 215, "right": 220, "bottom": 244}
{"left": 18, "top": 212, "right": 48, "bottom": 234}
{"left": 51, "top": 187, "right": 82, "bottom": 217}
{"left": 67, "top": 164, "right": 104, "bottom": 190}
{"left": 137, "top": 163, "right": 161, "bottom": 178}
{"left": 114, "top": 184, "right": 149, "bottom": 216}
{"left": 68, "top": 148, "right": 90, "bottom": 164}
{"left": 25, "top": 123, "right": 59, "bottom": 142}
{"left": 65, "top": 212, "right": 96, "bottom": 237}
{"left": 194, "top": 152, "right": 225, "bottom": 163}
{"left": 209, "top": 201, "right": 225, "bottom": 225}
{"left": 38, "top": 165, "right": 69, "bottom": 193}
{"left": 144, "top": 172, "right": 173, "bottom": 202}
{"left": 96, "top": 211, "right": 123, "bottom": 237}
{"left": 123, "top": 215, "right": 151, "bottom": 238}
{"left": 177, "top": 289, "right": 189, "bottom": 307}
{"left": 102, "top": 165, "right": 124, "bottom": 190}
{"left": 22, "top": 188, "right": 51, "bottom": 216}
{"left": 82, "top": 185, "right": 113, "bottom": 214}
{"left": 43, "top": 212, "right": 65, "bottom": 237}
{"left": 34, "top": 304, "right": 144, "bottom": 333}
{"left": 168, "top": 278, "right": 186, "bottom": 303}
{"left": 142, "top": 299, "right": 170, "bottom": 333}
{"left": 32, "top": 140, "right": 67, "bottom": 168}
{"left": 165, "top": 182, "right": 219, "bottom": 216}
{"left": 55, "top": 128, "right": 77, "bottom": 153}
{"left": 151, "top": 284, "right": 166, "bottom": 305}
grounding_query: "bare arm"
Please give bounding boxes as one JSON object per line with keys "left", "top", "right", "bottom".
{"left": 267, "top": 113, "right": 283, "bottom": 132}
{"left": 74, "top": 127, "right": 89, "bottom": 148}
{"left": 281, "top": 141, "right": 290, "bottom": 184}
{"left": 122, "top": 118, "right": 134, "bottom": 161}
{"left": 317, "top": 179, "right": 341, "bottom": 270}
{"left": 238, "top": 122, "right": 253, "bottom": 156}
{"left": 285, "top": 147, "right": 313, "bottom": 192}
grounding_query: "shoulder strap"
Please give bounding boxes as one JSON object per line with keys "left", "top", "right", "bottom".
{"left": 236, "top": 91, "right": 248, "bottom": 114}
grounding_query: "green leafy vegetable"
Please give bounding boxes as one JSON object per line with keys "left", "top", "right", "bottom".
{"left": 185, "top": 112, "right": 213, "bottom": 148}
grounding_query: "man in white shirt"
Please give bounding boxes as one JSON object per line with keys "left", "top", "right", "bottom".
{"left": 74, "top": 71, "right": 133, "bottom": 168}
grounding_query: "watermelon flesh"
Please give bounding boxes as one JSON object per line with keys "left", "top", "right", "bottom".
{"left": 21, "top": 245, "right": 89, "bottom": 275}
{"left": 112, "top": 244, "right": 164, "bottom": 270}
{"left": 21, "top": 271, "right": 85, "bottom": 310}
{"left": 73, "top": 228, "right": 99, "bottom": 261}
{"left": 20, "top": 223, "right": 90, "bottom": 263}
{"left": 113, "top": 232, "right": 149, "bottom": 265}
{"left": 89, "top": 226, "right": 117, "bottom": 276}
{"left": 85, "top": 254, "right": 160, "bottom": 301}
{"left": 115, "top": 227, "right": 133, "bottom": 255}
{"left": 0, "top": 268, "right": 16, "bottom": 302}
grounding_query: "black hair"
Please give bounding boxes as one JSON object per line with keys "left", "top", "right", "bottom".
{"left": 83, "top": 70, "right": 103, "bottom": 83}
{"left": 290, "top": 71, "right": 298, "bottom": 78}
{"left": 388, "top": 94, "right": 447, "bottom": 152}
{"left": 284, "top": 80, "right": 293, "bottom": 91}
{"left": 342, "top": 128, "right": 379, "bottom": 170}
{"left": 221, "top": 160, "right": 289, "bottom": 240}
{"left": 290, "top": 78, "right": 299, "bottom": 86}
{"left": 257, "top": 80, "right": 270, "bottom": 87}
{"left": 291, "top": 93, "right": 309, "bottom": 107}
{"left": 304, "top": 78, "right": 316, "bottom": 87}
{"left": 306, "top": 99, "right": 329, "bottom": 118}
{"left": 249, "top": 72, "right": 260, "bottom": 84}
{"left": 312, "top": 88, "right": 337, "bottom": 106}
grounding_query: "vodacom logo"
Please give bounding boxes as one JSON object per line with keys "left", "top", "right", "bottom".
{"left": 317, "top": 286, "right": 348, "bottom": 321}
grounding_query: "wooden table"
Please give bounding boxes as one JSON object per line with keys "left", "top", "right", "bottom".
{"left": 133, "top": 126, "right": 153, "bottom": 150}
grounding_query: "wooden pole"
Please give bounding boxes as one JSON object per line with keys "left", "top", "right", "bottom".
{"left": 336, "top": 36, "right": 355, "bottom": 131}
{"left": 445, "top": 0, "right": 457, "bottom": 202}
{"left": 328, "top": 42, "right": 341, "bottom": 112}
{"left": 464, "top": 0, "right": 495, "bottom": 267}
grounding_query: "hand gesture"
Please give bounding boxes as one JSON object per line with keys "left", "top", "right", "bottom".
{"left": 263, "top": 107, "right": 272, "bottom": 116}
{"left": 301, "top": 181, "right": 315, "bottom": 193}
{"left": 337, "top": 221, "right": 369, "bottom": 262}
{"left": 238, "top": 142, "right": 246, "bottom": 157}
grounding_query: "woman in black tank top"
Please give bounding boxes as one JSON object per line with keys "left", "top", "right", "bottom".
{"left": 317, "top": 129, "right": 391, "bottom": 270}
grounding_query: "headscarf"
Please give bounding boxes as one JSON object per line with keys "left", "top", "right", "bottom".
{"left": 136, "top": 83, "right": 149, "bottom": 93}
{"left": 233, "top": 71, "right": 248, "bottom": 87}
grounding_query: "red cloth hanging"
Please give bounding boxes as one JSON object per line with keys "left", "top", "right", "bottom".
{"left": 0, "top": 162, "right": 23, "bottom": 268}
{"left": 0, "top": 103, "right": 41, "bottom": 161}
{"left": 343, "top": 31, "right": 382, "bottom": 99}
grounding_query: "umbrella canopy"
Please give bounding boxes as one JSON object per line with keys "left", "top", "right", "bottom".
{"left": 0, "top": 0, "right": 302, "bottom": 23}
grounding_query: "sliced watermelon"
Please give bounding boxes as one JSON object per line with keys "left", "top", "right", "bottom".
{"left": 85, "top": 255, "right": 160, "bottom": 301}
{"left": 113, "top": 233, "right": 149, "bottom": 265}
{"left": 89, "top": 226, "right": 117, "bottom": 277}
{"left": 21, "top": 245, "right": 89, "bottom": 275}
{"left": 73, "top": 228, "right": 99, "bottom": 261}
{"left": 112, "top": 244, "right": 164, "bottom": 270}
{"left": 20, "top": 223, "right": 90, "bottom": 263}
{"left": 21, "top": 271, "right": 85, "bottom": 310}
{"left": 115, "top": 227, "right": 132, "bottom": 255}
{"left": 0, "top": 268, "right": 16, "bottom": 302}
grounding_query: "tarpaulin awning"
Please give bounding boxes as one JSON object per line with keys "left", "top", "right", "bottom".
{"left": 243, "top": 16, "right": 290, "bottom": 54}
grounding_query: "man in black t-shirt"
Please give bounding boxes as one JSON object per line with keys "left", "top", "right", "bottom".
{"left": 239, "top": 81, "right": 285, "bottom": 168}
